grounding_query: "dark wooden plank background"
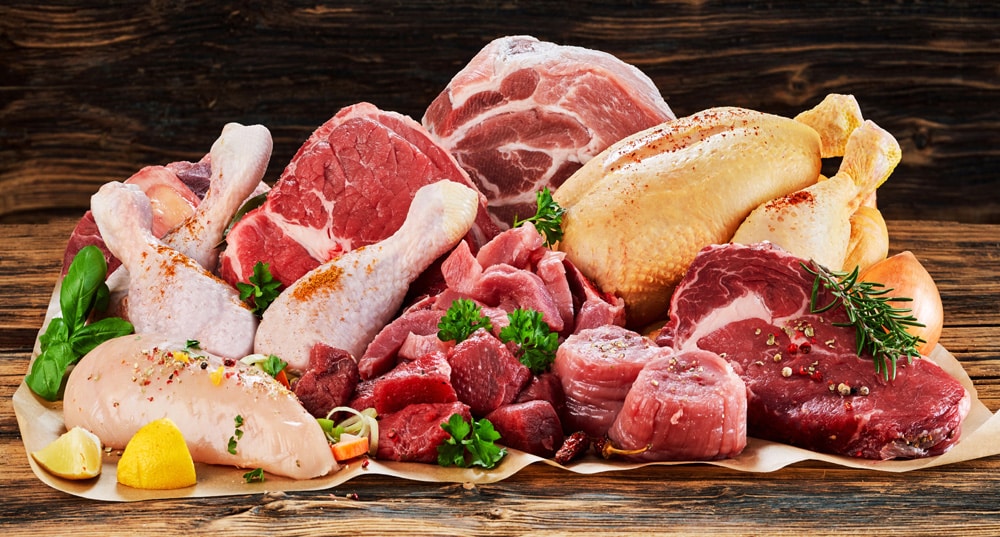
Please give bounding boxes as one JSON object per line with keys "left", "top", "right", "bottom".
{"left": 1, "top": 1, "right": 997, "bottom": 224}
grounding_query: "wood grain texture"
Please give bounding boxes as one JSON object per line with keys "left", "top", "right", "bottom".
{"left": 1, "top": 219, "right": 999, "bottom": 535}
{"left": 1, "top": 1, "right": 998, "bottom": 224}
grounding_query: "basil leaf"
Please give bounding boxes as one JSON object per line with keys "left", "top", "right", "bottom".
{"left": 25, "top": 339, "right": 76, "bottom": 401}
{"left": 60, "top": 245, "right": 108, "bottom": 334}
{"left": 38, "top": 316, "right": 69, "bottom": 349}
{"left": 71, "top": 317, "right": 135, "bottom": 356}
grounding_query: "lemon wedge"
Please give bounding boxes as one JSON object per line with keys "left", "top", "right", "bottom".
{"left": 116, "top": 417, "right": 197, "bottom": 490}
{"left": 31, "top": 426, "right": 103, "bottom": 480}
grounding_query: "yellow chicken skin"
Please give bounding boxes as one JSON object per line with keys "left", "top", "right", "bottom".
{"left": 731, "top": 119, "right": 901, "bottom": 272}
{"left": 554, "top": 106, "right": 824, "bottom": 327}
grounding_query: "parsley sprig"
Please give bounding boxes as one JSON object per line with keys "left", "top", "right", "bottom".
{"left": 437, "top": 298, "right": 493, "bottom": 343}
{"left": 237, "top": 261, "right": 282, "bottom": 316}
{"left": 513, "top": 187, "right": 566, "bottom": 247}
{"left": 437, "top": 414, "right": 506, "bottom": 469}
{"left": 499, "top": 308, "right": 559, "bottom": 374}
{"left": 25, "top": 245, "right": 134, "bottom": 401}
{"left": 804, "top": 262, "right": 924, "bottom": 380}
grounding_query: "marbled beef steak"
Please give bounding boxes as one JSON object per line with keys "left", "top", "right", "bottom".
{"left": 656, "top": 242, "right": 970, "bottom": 459}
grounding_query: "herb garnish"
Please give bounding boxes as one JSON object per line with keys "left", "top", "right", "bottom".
{"left": 242, "top": 468, "right": 265, "bottom": 483}
{"left": 513, "top": 187, "right": 566, "bottom": 247}
{"left": 437, "top": 414, "right": 506, "bottom": 469}
{"left": 803, "top": 262, "right": 924, "bottom": 380}
{"left": 437, "top": 298, "right": 493, "bottom": 343}
{"left": 228, "top": 415, "right": 245, "bottom": 455}
{"left": 25, "top": 245, "right": 134, "bottom": 401}
{"left": 237, "top": 261, "right": 282, "bottom": 315}
{"left": 499, "top": 308, "right": 559, "bottom": 374}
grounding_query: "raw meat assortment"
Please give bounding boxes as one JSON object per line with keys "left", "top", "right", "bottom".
{"left": 254, "top": 180, "right": 480, "bottom": 371}
{"left": 655, "top": 242, "right": 971, "bottom": 459}
{"left": 423, "top": 35, "right": 675, "bottom": 228}
{"left": 608, "top": 349, "right": 747, "bottom": 461}
{"left": 90, "top": 181, "right": 258, "bottom": 359}
{"left": 219, "top": 102, "right": 499, "bottom": 289}
{"left": 35, "top": 32, "right": 976, "bottom": 494}
{"left": 63, "top": 334, "right": 337, "bottom": 480}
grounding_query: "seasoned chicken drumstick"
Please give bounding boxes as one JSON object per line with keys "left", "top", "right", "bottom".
{"left": 255, "top": 180, "right": 480, "bottom": 372}
{"left": 163, "top": 122, "right": 272, "bottom": 272}
{"left": 91, "top": 181, "right": 258, "bottom": 359}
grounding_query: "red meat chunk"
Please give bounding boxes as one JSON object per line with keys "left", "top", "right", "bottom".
{"left": 377, "top": 402, "right": 472, "bottom": 463}
{"left": 448, "top": 329, "right": 531, "bottom": 416}
{"left": 486, "top": 400, "right": 564, "bottom": 458}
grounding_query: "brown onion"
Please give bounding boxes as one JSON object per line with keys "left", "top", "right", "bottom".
{"left": 859, "top": 251, "right": 943, "bottom": 355}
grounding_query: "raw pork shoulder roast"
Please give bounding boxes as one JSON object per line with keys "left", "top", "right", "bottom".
{"left": 656, "top": 242, "right": 971, "bottom": 460}
{"left": 423, "top": 35, "right": 675, "bottom": 228}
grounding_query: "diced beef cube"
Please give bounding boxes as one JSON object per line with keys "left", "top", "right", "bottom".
{"left": 486, "top": 400, "right": 564, "bottom": 458}
{"left": 448, "top": 329, "right": 531, "bottom": 416}
{"left": 293, "top": 343, "right": 360, "bottom": 418}
{"left": 515, "top": 372, "right": 566, "bottom": 419}
{"left": 367, "top": 352, "right": 457, "bottom": 415}
{"left": 377, "top": 402, "right": 472, "bottom": 463}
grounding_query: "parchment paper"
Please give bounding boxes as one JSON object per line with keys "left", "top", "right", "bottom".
{"left": 13, "top": 280, "right": 1000, "bottom": 502}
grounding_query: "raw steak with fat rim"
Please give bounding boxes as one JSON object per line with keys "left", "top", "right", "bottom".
{"left": 423, "top": 35, "right": 675, "bottom": 228}
{"left": 220, "top": 102, "right": 498, "bottom": 288}
{"left": 655, "top": 242, "right": 971, "bottom": 460}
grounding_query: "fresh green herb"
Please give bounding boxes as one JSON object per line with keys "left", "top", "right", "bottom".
{"left": 499, "top": 308, "right": 559, "bottom": 374}
{"left": 242, "top": 468, "right": 265, "bottom": 483}
{"left": 219, "top": 191, "right": 268, "bottom": 249}
{"left": 259, "top": 354, "right": 287, "bottom": 378}
{"left": 185, "top": 339, "right": 201, "bottom": 350}
{"left": 437, "top": 298, "right": 493, "bottom": 343}
{"left": 512, "top": 187, "right": 566, "bottom": 247}
{"left": 25, "top": 245, "right": 134, "bottom": 401}
{"left": 228, "top": 415, "right": 245, "bottom": 455}
{"left": 237, "top": 261, "right": 282, "bottom": 316}
{"left": 437, "top": 414, "right": 506, "bottom": 469}
{"left": 803, "top": 262, "right": 924, "bottom": 380}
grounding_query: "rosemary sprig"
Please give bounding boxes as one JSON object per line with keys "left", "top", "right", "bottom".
{"left": 513, "top": 187, "right": 566, "bottom": 247}
{"left": 802, "top": 262, "right": 925, "bottom": 380}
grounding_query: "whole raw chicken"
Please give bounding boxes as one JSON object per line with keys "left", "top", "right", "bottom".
{"left": 555, "top": 102, "right": 842, "bottom": 327}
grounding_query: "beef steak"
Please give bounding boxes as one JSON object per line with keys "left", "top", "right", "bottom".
{"left": 219, "top": 102, "right": 498, "bottom": 288}
{"left": 656, "top": 242, "right": 970, "bottom": 459}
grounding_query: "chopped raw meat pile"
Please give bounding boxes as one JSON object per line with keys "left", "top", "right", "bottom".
{"left": 655, "top": 242, "right": 971, "bottom": 460}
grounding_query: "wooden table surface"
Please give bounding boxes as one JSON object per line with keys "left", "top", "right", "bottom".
{"left": 2, "top": 217, "right": 999, "bottom": 536}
